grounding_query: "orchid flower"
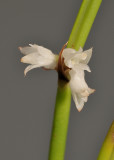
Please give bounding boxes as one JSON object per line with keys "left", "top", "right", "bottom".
{"left": 19, "top": 43, "right": 95, "bottom": 111}
{"left": 19, "top": 44, "right": 58, "bottom": 76}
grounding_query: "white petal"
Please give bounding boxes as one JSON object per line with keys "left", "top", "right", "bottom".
{"left": 69, "top": 70, "right": 88, "bottom": 93}
{"left": 35, "top": 45, "right": 55, "bottom": 58}
{"left": 21, "top": 52, "right": 41, "bottom": 64}
{"left": 69, "top": 53, "right": 87, "bottom": 66}
{"left": 19, "top": 44, "right": 55, "bottom": 57}
{"left": 44, "top": 56, "right": 58, "bottom": 69}
{"left": 72, "top": 92, "right": 84, "bottom": 112}
{"left": 19, "top": 45, "right": 37, "bottom": 55}
{"left": 69, "top": 70, "right": 94, "bottom": 111}
{"left": 63, "top": 51, "right": 85, "bottom": 69}
{"left": 73, "top": 64, "right": 91, "bottom": 72}
{"left": 62, "top": 47, "right": 83, "bottom": 61}
{"left": 21, "top": 52, "right": 58, "bottom": 69}
{"left": 63, "top": 47, "right": 92, "bottom": 71}
{"left": 62, "top": 48, "right": 76, "bottom": 57}
{"left": 20, "top": 44, "right": 58, "bottom": 73}
{"left": 82, "top": 48, "right": 92, "bottom": 64}
{"left": 24, "top": 64, "right": 40, "bottom": 76}
{"left": 62, "top": 48, "right": 76, "bottom": 67}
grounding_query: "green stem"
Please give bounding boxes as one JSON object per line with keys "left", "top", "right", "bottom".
{"left": 68, "top": 0, "right": 102, "bottom": 50}
{"left": 97, "top": 121, "right": 114, "bottom": 160}
{"left": 48, "top": 0, "right": 102, "bottom": 160}
{"left": 48, "top": 81, "right": 71, "bottom": 160}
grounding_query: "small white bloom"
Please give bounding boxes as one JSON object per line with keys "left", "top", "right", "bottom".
{"left": 19, "top": 44, "right": 58, "bottom": 75}
{"left": 62, "top": 47, "right": 92, "bottom": 72}
{"left": 63, "top": 47, "right": 95, "bottom": 111}
{"left": 19, "top": 43, "right": 95, "bottom": 111}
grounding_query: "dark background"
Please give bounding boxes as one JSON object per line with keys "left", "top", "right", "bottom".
{"left": 0, "top": 0, "right": 113, "bottom": 159}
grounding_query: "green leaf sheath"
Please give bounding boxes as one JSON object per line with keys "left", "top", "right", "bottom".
{"left": 97, "top": 121, "right": 114, "bottom": 160}
{"left": 67, "top": 0, "right": 102, "bottom": 50}
{"left": 48, "top": 0, "right": 102, "bottom": 160}
{"left": 48, "top": 83, "right": 71, "bottom": 160}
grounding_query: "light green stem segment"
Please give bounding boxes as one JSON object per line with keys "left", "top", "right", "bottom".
{"left": 48, "top": 82, "right": 71, "bottom": 160}
{"left": 97, "top": 121, "right": 114, "bottom": 160}
{"left": 67, "top": 0, "right": 102, "bottom": 50}
{"left": 48, "top": 0, "right": 102, "bottom": 160}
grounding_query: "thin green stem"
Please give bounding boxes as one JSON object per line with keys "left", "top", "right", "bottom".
{"left": 48, "top": 0, "right": 102, "bottom": 160}
{"left": 68, "top": 0, "right": 102, "bottom": 50}
{"left": 48, "top": 81, "right": 71, "bottom": 160}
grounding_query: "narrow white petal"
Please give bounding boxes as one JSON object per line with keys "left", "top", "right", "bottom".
{"left": 19, "top": 44, "right": 56, "bottom": 57}
{"left": 62, "top": 48, "right": 83, "bottom": 60}
{"left": 81, "top": 90, "right": 89, "bottom": 97}
{"left": 73, "top": 64, "right": 91, "bottom": 72}
{"left": 72, "top": 92, "right": 84, "bottom": 112}
{"left": 37, "top": 45, "right": 55, "bottom": 58}
{"left": 63, "top": 47, "right": 92, "bottom": 71}
{"left": 69, "top": 70, "right": 88, "bottom": 95}
{"left": 21, "top": 52, "right": 58, "bottom": 69}
{"left": 62, "top": 48, "right": 76, "bottom": 61}
{"left": 82, "top": 48, "right": 92, "bottom": 64}
{"left": 44, "top": 55, "right": 58, "bottom": 69}
{"left": 20, "top": 44, "right": 58, "bottom": 73}
{"left": 70, "top": 53, "right": 87, "bottom": 64}
{"left": 88, "top": 88, "right": 95, "bottom": 94}
{"left": 24, "top": 64, "right": 40, "bottom": 76}
{"left": 69, "top": 70, "right": 94, "bottom": 111}
{"left": 19, "top": 46, "right": 37, "bottom": 55}
{"left": 29, "top": 44, "right": 56, "bottom": 58}
{"left": 21, "top": 52, "right": 40, "bottom": 65}
{"left": 62, "top": 48, "right": 76, "bottom": 55}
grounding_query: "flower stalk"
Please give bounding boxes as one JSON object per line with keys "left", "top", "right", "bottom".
{"left": 68, "top": 0, "right": 102, "bottom": 50}
{"left": 48, "top": 82, "right": 71, "bottom": 160}
{"left": 48, "top": 0, "right": 102, "bottom": 160}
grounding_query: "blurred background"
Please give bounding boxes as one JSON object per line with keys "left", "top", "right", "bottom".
{"left": 0, "top": 0, "right": 113, "bottom": 159}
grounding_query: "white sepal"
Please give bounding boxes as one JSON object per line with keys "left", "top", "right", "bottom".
{"left": 63, "top": 47, "right": 94, "bottom": 111}
{"left": 20, "top": 44, "right": 58, "bottom": 75}
{"left": 62, "top": 47, "right": 92, "bottom": 70}
{"left": 69, "top": 70, "right": 94, "bottom": 111}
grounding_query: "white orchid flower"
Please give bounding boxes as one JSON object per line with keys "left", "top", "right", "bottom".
{"left": 62, "top": 47, "right": 95, "bottom": 111}
{"left": 19, "top": 43, "right": 95, "bottom": 111}
{"left": 19, "top": 44, "right": 58, "bottom": 76}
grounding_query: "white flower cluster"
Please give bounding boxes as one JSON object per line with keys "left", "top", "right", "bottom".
{"left": 19, "top": 44, "right": 95, "bottom": 111}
